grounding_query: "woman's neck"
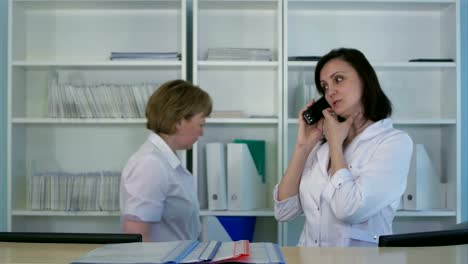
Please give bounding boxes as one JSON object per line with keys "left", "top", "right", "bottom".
{"left": 158, "top": 133, "right": 178, "bottom": 153}
{"left": 344, "top": 118, "right": 373, "bottom": 147}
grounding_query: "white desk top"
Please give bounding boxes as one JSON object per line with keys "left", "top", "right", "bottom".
{"left": 0, "top": 242, "right": 467, "bottom": 264}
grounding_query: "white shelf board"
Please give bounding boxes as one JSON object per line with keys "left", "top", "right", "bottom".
{"left": 13, "top": 0, "right": 181, "bottom": 10}
{"left": 288, "top": 0, "right": 455, "bottom": 12}
{"left": 14, "top": 118, "right": 280, "bottom": 125}
{"left": 13, "top": 209, "right": 275, "bottom": 217}
{"left": 396, "top": 210, "right": 456, "bottom": 217}
{"left": 198, "top": 61, "right": 279, "bottom": 68}
{"left": 287, "top": 118, "right": 456, "bottom": 125}
{"left": 200, "top": 209, "right": 274, "bottom": 217}
{"left": 198, "top": 0, "right": 278, "bottom": 10}
{"left": 208, "top": 117, "right": 278, "bottom": 124}
{"left": 12, "top": 210, "right": 120, "bottom": 217}
{"left": 288, "top": 61, "right": 456, "bottom": 69}
{"left": 12, "top": 60, "right": 182, "bottom": 69}
{"left": 12, "top": 118, "right": 146, "bottom": 124}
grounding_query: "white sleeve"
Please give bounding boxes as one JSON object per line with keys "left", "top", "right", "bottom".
{"left": 321, "top": 131, "right": 413, "bottom": 224}
{"left": 273, "top": 184, "right": 303, "bottom": 222}
{"left": 121, "top": 155, "right": 169, "bottom": 222}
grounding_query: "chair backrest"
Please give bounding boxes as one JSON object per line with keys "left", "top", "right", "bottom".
{"left": 378, "top": 228, "right": 468, "bottom": 247}
{"left": 0, "top": 232, "right": 142, "bottom": 244}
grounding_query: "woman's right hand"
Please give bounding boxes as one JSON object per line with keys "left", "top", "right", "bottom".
{"left": 297, "top": 99, "right": 325, "bottom": 149}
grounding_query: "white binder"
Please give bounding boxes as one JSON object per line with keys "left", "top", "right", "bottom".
{"left": 206, "top": 143, "right": 228, "bottom": 210}
{"left": 403, "top": 144, "right": 443, "bottom": 210}
{"left": 226, "top": 143, "right": 266, "bottom": 211}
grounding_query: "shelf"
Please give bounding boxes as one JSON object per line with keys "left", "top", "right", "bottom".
{"left": 12, "top": 118, "right": 146, "bottom": 124}
{"left": 11, "top": 118, "right": 281, "bottom": 125}
{"left": 287, "top": 118, "right": 457, "bottom": 125}
{"left": 198, "top": 61, "right": 279, "bottom": 68}
{"left": 200, "top": 209, "right": 274, "bottom": 217}
{"left": 208, "top": 117, "right": 279, "bottom": 124}
{"left": 288, "top": 61, "right": 456, "bottom": 69}
{"left": 198, "top": 0, "right": 278, "bottom": 10}
{"left": 12, "top": 210, "right": 120, "bottom": 217}
{"left": 12, "top": 60, "right": 182, "bottom": 69}
{"left": 13, "top": 0, "right": 182, "bottom": 10}
{"left": 396, "top": 210, "right": 456, "bottom": 217}
{"left": 288, "top": 0, "right": 455, "bottom": 12}
{"left": 12, "top": 209, "right": 276, "bottom": 217}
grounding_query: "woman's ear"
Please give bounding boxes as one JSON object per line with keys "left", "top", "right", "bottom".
{"left": 174, "top": 118, "right": 186, "bottom": 132}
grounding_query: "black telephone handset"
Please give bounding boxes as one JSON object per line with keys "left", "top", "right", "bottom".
{"left": 302, "top": 97, "right": 329, "bottom": 125}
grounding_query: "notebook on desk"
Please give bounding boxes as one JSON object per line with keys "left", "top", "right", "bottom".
{"left": 70, "top": 240, "right": 285, "bottom": 264}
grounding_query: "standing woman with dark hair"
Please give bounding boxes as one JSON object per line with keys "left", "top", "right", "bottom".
{"left": 274, "top": 48, "right": 413, "bottom": 247}
{"left": 120, "top": 79, "right": 212, "bottom": 242}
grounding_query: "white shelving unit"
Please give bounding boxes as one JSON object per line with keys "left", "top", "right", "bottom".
{"left": 6, "top": 0, "right": 461, "bottom": 246}
{"left": 192, "top": 0, "right": 283, "bottom": 243}
{"left": 282, "top": 0, "right": 460, "bottom": 246}
{"left": 7, "top": 0, "right": 187, "bottom": 232}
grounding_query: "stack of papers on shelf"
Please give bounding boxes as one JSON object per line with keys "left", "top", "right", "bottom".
{"left": 70, "top": 240, "right": 285, "bottom": 264}
{"left": 29, "top": 171, "right": 120, "bottom": 212}
{"left": 206, "top": 48, "right": 273, "bottom": 61}
{"left": 48, "top": 79, "right": 158, "bottom": 118}
{"left": 110, "top": 52, "right": 181, "bottom": 60}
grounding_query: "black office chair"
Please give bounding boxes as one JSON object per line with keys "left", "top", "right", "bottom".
{"left": 378, "top": 227, "right": 468, "bottom": 247}
{"left": 0, "top": 232, "right": 142, "bottom": 244}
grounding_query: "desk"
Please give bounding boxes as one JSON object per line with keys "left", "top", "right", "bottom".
{"left": 1, "top": 242, "right": 467, "bottom": 264}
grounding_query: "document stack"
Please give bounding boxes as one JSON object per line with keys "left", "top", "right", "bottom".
{"left": 70, "top": 240, "right": 285, "bottom": 264}
{"left": 402, "top": 144, "right": 444, "bottom": 210}
{"left": 110, "top": 52, "right": 180, "bottom": 60}
{"left": 48, "top": 77, "right": 158, "bottom": 118}
{"left": 29, "top": 171, "right": 120, "bottom": 212}
{"left": 206, "top": 48, "right": 273, "bottom": 61}
{"left": 206, "top": 140, "right": 266, "bottom": 211}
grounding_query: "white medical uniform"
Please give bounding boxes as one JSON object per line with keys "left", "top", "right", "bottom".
{"left": 120, "top": 132, "right": 201, "bottom": 242}
{"left": 274, "top": 118, "right": 413, "bottom": 247}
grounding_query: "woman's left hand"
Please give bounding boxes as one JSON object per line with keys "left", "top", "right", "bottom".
{"left": 322, "top": 109, "right": 358, "bottom": 147}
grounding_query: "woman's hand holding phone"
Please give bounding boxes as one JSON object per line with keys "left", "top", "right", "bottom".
{"left": 297, "top": 99, "right": 326, "bottom": 149}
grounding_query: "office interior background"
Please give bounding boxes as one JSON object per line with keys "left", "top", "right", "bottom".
{"left": 0, "top": 0, "right": 467, "bottom": 244}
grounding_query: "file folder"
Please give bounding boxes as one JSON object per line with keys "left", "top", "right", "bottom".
{"left": 232, "top": 139, "right": 266, "bottom": 183}
{"left": 227, "top": 143, "right": 266, "bottom": 211}
{"left": 206, "top": 143, "right": 228, "bottom": 210}
{"left": 403, "top": 144, "right": 443, "bottom": 210}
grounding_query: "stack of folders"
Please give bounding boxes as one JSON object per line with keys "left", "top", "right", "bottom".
{"left": 206, "top": 48, "right": 273, "bottom": 61}
{"left": 110, "top": 52, "right": 181, "bottom": 60}
{"left": 206, "top": 140, "right": 266, "bottom": 211}
{"left": 70, "top": 240, "right": 285, "bottom": 264}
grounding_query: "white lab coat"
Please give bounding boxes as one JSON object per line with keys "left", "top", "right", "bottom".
{"left": 274, "top": 118, "right": 413, "bottom": 247}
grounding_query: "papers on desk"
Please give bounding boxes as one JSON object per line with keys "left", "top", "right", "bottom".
{"left": 70, "top": 240, "right": 285, "bottom": 264}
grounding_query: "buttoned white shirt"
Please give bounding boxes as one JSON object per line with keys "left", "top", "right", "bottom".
{"left": 274, "top": 118, "right": 413, "bottom": 247}
{"left": 120, "top": 132, "right": 201, "bottom": 242}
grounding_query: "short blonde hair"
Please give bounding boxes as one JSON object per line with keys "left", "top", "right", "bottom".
{"left": 146, "top": 79, "right": 212, "bottom": 134}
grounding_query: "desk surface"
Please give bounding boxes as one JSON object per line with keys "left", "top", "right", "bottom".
{"left": 1, "top": 242, "right": 467, "bottom": 264}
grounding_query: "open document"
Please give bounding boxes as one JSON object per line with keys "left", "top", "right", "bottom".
{"left": 70, "top": 240, "right": 285, "bottom": 264}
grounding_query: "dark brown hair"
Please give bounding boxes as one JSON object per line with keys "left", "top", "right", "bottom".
{"left": 315, "top": 48, "right": 392, "bottom": 121}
